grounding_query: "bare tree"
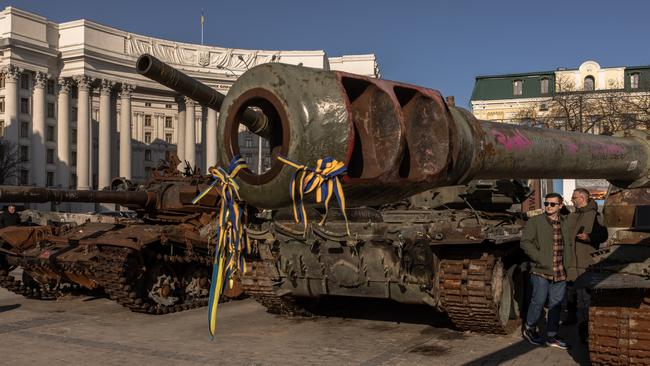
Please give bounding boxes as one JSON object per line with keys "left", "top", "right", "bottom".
{"left": 0, "top": 138, "right": 20, "bottom": 184}
{"left": 513, "top": 75, "right": 650, "bottom": 134}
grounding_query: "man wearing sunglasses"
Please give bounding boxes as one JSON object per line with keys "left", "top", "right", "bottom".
{"left": 520, "top": 192, "right": 574, "bottom": 350}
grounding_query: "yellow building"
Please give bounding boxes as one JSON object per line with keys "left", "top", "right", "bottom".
{"left": 470, "top": 60, "right": 650, "bottom": 134}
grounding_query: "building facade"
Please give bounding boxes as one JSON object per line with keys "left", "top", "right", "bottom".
{"left": 470, "top": 60, "right": 650, "bottom": 134}
{"left": 0, "top": 7, "right": 380, "bottom": 196}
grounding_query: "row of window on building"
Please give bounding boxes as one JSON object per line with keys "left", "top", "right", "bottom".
{"left": 512, "top": 73, "right": 642, "bottom": 96}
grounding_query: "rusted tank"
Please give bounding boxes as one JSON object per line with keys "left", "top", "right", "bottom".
{"left": 573, "top": 187, "right": 650, "bottom": 366}
{"left": 0, "top": 157, "right": 240, "bottom": 314}
{"left": 137, "top": 54, "right": 650, "bottom": 349}
{"left": 242, "top": 180, "right": 531, "bottom": 333}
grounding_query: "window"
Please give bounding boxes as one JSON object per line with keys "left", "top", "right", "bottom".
{"left": 20, "top": 98, "right": 29, "bottom": 114}
{"left": 244, "top": 153, "right": 253, "bottom": 162}
{"left": 20, "top": 169, "right": 28, "bottom": 185}
{"left": 0, "top": 97, "right": 4, "bottom": 113}
{"left": 47, "top": 80, "right": 55, "bottom": 95}
{"left": 71, "top": 151, "right": 77, "bottom": 166}
{"left": 145, "top": 149, "right": 152, "bottom": 161}
{"left": 540, "top": 78, "right": 549, "bottom": 94}
{"left": 0, "top": 76, "right": 5, "bottom": 88}
{"left": 0, "top": 120, "right": 4, "bottom": 137}
{"left": 244, "top": 135, "right": 253, "bottom": 148}
{"left": 145, "top": 167, "right": 153, "bottom": 177}
{"left": 47, "top": 149, "right": 54, "bottom": 164}
{"left": 513, "top": 80, "right": 523, "bottom": 96}
{"left": 71, "top": 107, "right": 78, "bottom": 122}
{"left": 584, "top": 76, "right": 595, "bottom": 91}
{"left": 20, "top": 73, "right": 29, "bottom": 89}
{"left": 165, "top": 116, "right": 173, "bottom": 128}
{"left": 145, "top": 102, "right": 152, "bottom": 107}
{"left": 631, "top": 73, "right": 640, "bottom": 89}
{"left": 71, "top": 128, "right": 77, "bottom": 143}
{"left": 165, "top": 104, "right": 172, "bottom": 109}
{"left": 70, "top": 173, "right": 77, "bottom": 189}
{"left": 144, "top": 115, "right": 152, "bottom": 127}
{"left": 144, "top": 132, "right": 152, "bottom": 143}
{"left": 20, "top": 145, "right": 28, "bottom": 162}
{"left": 45, "top": 102, "right": 55, "bottom": 118}
{"left": 165, "top": 133, "right": 172, "bottom": 143}
{"left": 46, "top": 125, "right": 55, "bottom": 141}
{"left": 46, "top": 172, "right": 54, "bottom": 186}
{"left": 20, "top": 121, "right": 29, "bottom": 138}
{"left": 70, "top": 86, "right": 78, "bottom": 99}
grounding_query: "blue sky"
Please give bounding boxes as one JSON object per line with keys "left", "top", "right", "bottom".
{"left": 6, "top": 0, "right": 649, "bottom": 107}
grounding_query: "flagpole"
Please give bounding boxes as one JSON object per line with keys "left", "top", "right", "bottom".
{"left": 201, "top": 11, "right": 205, "bottom": 45}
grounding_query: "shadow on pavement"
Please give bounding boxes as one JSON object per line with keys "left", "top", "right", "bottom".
{"left": 0, "top": 303, "right": 21, "bottom": 313}
{"left": 303, "top": 296, "right": 456, "bottom": 329}
{"left": 461, "top": 340, "right": 537, "bottom": 366}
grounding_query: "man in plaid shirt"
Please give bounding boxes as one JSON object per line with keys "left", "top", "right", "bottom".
{"left": 520, "top": 192, "right": 575, "bottom": 349}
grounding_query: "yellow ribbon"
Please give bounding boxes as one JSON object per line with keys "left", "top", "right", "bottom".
{"left": 192, "top": 156, "right": 250, "bottom": 339}
{"left": 277, "top": 156, "right": 350, "bottom": 236}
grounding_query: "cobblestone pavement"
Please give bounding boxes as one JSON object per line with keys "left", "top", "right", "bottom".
{"left": 0, "top": 288, "right": 590, "bottom": 366}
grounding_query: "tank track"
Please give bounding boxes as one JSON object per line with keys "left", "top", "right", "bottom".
{"left": 589, "top": 289, "right": 650, "bottom": 366}
{"left": 240, "top": 259, "right": 311, "bottom": 316}
{"left": 93, "top": 247, "right": 210, "bottom": 314}
{"left": 438, "top": 254, "right": 517, "bottom": 334}
{"left": 0, "top": 259, "right": 83, "bottom": 300}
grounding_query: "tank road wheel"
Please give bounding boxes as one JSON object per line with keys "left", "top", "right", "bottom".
{"left": 588, "top": 289, "right": 650, "bottom": 366}
{"left": 439, "top": 255, "right": 518, "bottom": 334}
{"left": 145, "top": 263, "right": 181, "bottom": 308}
{"left": 181, "top": 264, "right": 210, "bottom": 302}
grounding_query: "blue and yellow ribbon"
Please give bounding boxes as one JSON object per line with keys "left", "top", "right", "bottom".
{"left": 192, "top": 156, "right": 250, "bottom": 339}
{"left": 277, "top": 156, "right": 350, "bottom": 236}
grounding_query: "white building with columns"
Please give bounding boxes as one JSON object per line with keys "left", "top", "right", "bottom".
{"left": 0, "top": 6, "right": 380, "bottom": 207}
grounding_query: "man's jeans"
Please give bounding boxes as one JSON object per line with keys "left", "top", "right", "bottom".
{"left": 526, "top": 274, "right": 566, "bottom": 337}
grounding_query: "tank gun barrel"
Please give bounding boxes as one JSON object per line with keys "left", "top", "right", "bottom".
{"left": 135, "top": 57, "right": 650, "bottom": 209}
{"left": 0, "top": 186, "right": 156, "bottom": 208}
{"left": 135, "top": 54, "right": 270, "bottom": 138}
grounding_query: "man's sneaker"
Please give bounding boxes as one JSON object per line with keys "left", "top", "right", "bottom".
{"left": 522, "top": 326, "right": 544, "bottom": 346}
{"left": 546, "top": 336, "right": 570, "bottom": 350}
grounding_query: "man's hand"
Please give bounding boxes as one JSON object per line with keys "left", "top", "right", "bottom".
{"left": 577, "top": 232, "right": 589, "bottom": 241}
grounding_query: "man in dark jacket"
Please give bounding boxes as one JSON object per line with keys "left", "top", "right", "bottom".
{"left": 0, "top": 205, "right": 21, "bottom": 228}
{"left": 521, "top": 192, "right": 574, "bottom": 349}
{"left": 567, "top": 188, "right": 607, "bottom": 343}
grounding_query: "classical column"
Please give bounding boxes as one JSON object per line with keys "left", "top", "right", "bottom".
{"left": 3, "top": 66, "right": 20, "bottom": 146}
{"left": 98, "top": 79, "right": 114, "bottom": 191}
{"left": 206, "top": 107, "right": 217, "bottom": 171}
{"left": 176, "top": 95, "right": 186, "bottom": 163}
{"left": 56, "top": 78, "right": 71, "bottom": 189}
{"left": 119, "top": 85, "right": 133, "bottom": 179}
{"left": 32, "top": 72, "right": 47, "bottom": 187}
{"left": 184, "top": 96, "right": 196, "bottom": 169}
{"left": 75, "top": 75, "right": 92, "bottom": 190}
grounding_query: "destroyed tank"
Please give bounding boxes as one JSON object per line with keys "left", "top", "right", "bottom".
{"left": 0, "top": 157, "right": 237, "bottom": 314}
{"left": 137, "top": 54, "right": 650, "bottom": 343}
{"left": 574, "top": 184, "right": 650, "bottom": 366}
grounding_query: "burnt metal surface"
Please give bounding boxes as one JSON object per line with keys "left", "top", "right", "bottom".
{"left": 0, "top": 158, "right": 238, "bottom": 314}
{"left": 136, "top": 55, "right": 650, "bottom": 209}
{"left": 242, "top": 181, "right": 528, "bottom": 334}
{"left": 589, "top": 289, "right": 650, "bottom": 366}
{"left": 214, "top": 63, "right": 650, "bottom": 209}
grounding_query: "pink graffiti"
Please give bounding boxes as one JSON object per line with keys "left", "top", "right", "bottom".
{"left": 566, "top": 142, "right": 578, "bottom": 155}
{"left": 591, "top": 142, "right": 625, "bottom": 155}
{"left": 492, "top": 130, "right": 533, "bottom": 152}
